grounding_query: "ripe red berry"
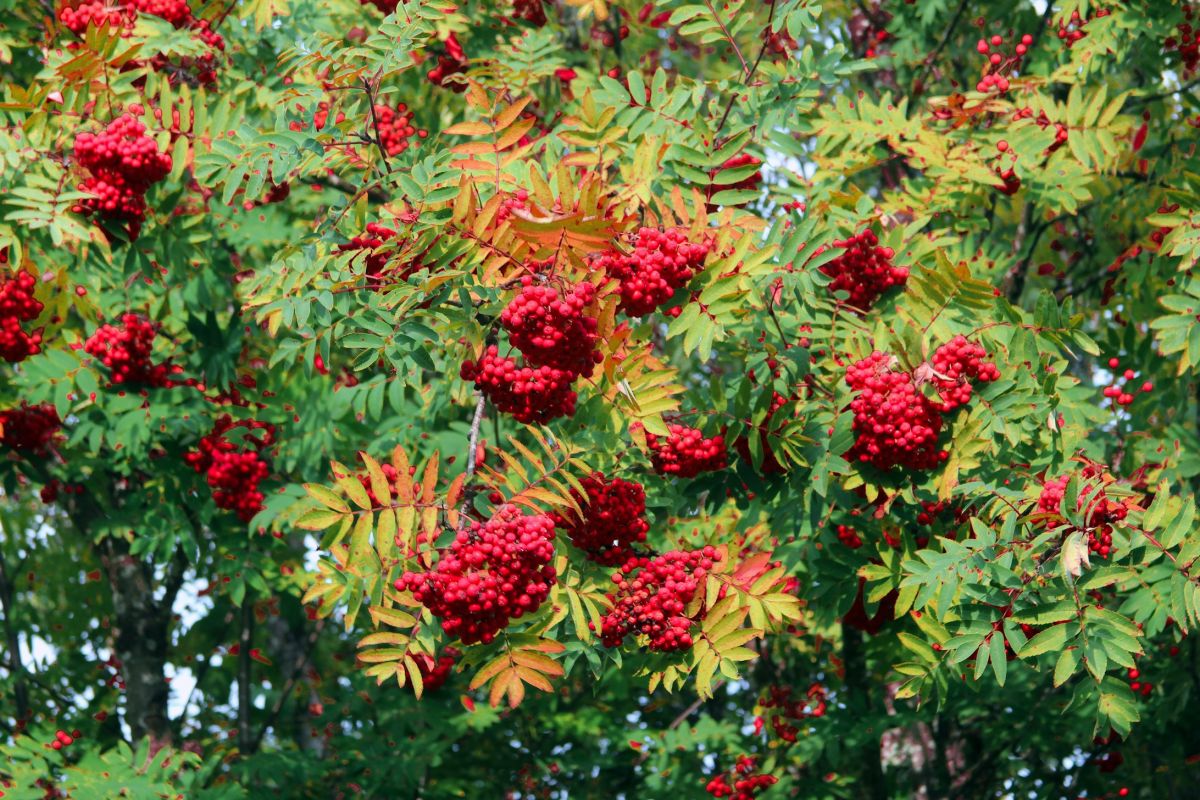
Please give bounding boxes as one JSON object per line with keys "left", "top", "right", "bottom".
{"left": 593, "top": 227, "right": 711, "bottom": 317}
{"left": 396, "top": 505, "right": 557, "bottom": 644}
{"left": 818, "top": 229, "right": 907, "bottom": 311}
{"left": 600, "top": 547, "right": 717, "bottom": 651}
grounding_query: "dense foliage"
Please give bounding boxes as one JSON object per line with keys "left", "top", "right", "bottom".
{"left": 2, "top": 0, "right": 1200, "bottom": 797}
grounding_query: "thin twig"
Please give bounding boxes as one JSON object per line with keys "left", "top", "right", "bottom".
{"left": 914, "top": 0, "right": 969, "bottom": 91}
{"left": 457, "top": 391, "right": 488, "bottom": 529}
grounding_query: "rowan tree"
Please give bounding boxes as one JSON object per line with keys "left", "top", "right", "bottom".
{"left": 2, "top": 0, "right": 1200, "bottom": 798}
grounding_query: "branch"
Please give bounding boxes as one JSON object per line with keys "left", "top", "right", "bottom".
{"left": 713, "top": 0, "right": 776, "bottom": 137}
{"left": 1128, "top": 75, "right": 1200, "bottom": 108}
{"left": 914, "top": 0, "right": 969, "bottom": 91}
{"left": 457, "top": 390, "right": 488, "bottom": 529}
{"left": 250, "top": 619, "right": 326, "bottom": 753}
{"left": 309, "top": 174, "right": 389, "bottom": 204}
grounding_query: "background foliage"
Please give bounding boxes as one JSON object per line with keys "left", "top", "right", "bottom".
{"left": 3, "top": 0, "right": 1200, "bottom": 797}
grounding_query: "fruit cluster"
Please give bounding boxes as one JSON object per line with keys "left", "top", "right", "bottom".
{"left": 0, "top": 404, "right": 62, "bottom": 453}
{"left": 1101, "top": 356, "right": 1154, "bottom": 408}
{"left": 600, "top": 547, "right": 716, "bottom": 651}
{"left": 58, "top": 1, "right": 225, "bottom": 86}
{"left": 928, "top": 335, "right": 1001, "bottom": 411}
{"left": 704, "top": 756, "right": 778, "bottom": 800}
{"left": 641, "top": 423, "right": 728, "bottom": 478}
{"left": 846, "top": 351, "right": 946, "bottom": 471}
{"left": 1056, "top": 8, "right": 1109, "bottom": 48}
{"left": 184, "top": 416, "right": 275, "bottom": 523}
{"left": 759, "top": 683, "right": 827, "bottom": 743}
{"left": 551, "top": 473, "right": 650, "bottom": 566}
{"left": 1037, "top": 471, "right": 1128, "bottom": 559}
{"left": 83, "top": 313, "right": 178, "bottom": 387}
{"left": 846, "top": 338, "right": 997, "bottom": 471}
{"left": 396, "top": 505, "right": 557, "bottom": 644}
{"left": 819, "top": 229, "right": 907, "bottom": 311}
{"left": 0, "top": 268, "right": 44, "bottom": 363}
{"left": 974, "top": 34, "right": 1032, "bottom": 93}
{"left": 460, "top": 346, "right": 578, "bottom": 424}
{"left": 372, "top": 102, "right": 428, "bottom": 157}
{"left": 72, "top": 114, "right": 172, "bottom": 238}
{"left": 1166, "top": 8, "right": 1200, "bottom": 73}
{"left": 46, "top": 728, "right": 81, "bottom": 751}
{"left": 593, "top": 227, "right": 711, "bottom": 317}
{"left": 500, "top": 278, "right": 601, "bottom": 376}
{"left": 427, "top": 33, "right": 468, "bottom": 92}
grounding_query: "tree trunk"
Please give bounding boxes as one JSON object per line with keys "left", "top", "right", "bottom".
{"left": 843, "top": 626, "right": 887, "bottom": 800}
{"left": 100, "top": 537, "right": 183, "bottom": 746}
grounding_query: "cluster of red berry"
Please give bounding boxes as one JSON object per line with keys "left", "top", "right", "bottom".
{"left": 72, "top": 115, "right": 172, "bottom": 238}
{"left": 1056, "top": 8, "right": 1109, "bottom": 48}
{"left": 704, "top": 756, "right": 778, "bottom": 800}
{"left": 83, "top": 313, "right": 178, "bottom": 387}
{"left": 640, "top": 422, "right": 728, "bottom": 478}
{"left": 845, "top": 351, "right": 946, "bottom": 471}
{"left": 593, "top": 227, "right": 712, "bottom": 317}
{"left": 552, "top": 472, "right": 650, "bottom": 566}
{"left": 846, "top": 338, "right": 997, "bottom": 471}
{"left": 836, "top": 524, "right": 864, "bottom": 549}
{"left": 500, "top": 279, "right": 601, "bottom": 376}
{"left": 975, "top": 34, "right": 1032, "bottom": 93}
{"left": 1166, "top": 8, "right": 1200, "bottom": 73}
{"left": 397, "top": 505, "right": 557, "bottom": 645}
{"left": 463, "top": 276, "right": 602, "bottom": 423}
{"left": 1101, "top": 356, "right": 1153, "bottom": 408}
{"left": 372, "top": 102, "right": 428, "bottom": 157}
{"left": 409, "top": 648, "right": 459, "bottom": 692}
{"left": 427, "top": 33, "right": 468, "bottom": 92}
{"left": 928, "top": 335, "right": 1001, "bottom": 410}
{"left": 758, "top": 683, "right": 827, "bottom": 742}
{"left": 1037, "top": 471, "right": 1128, "bottom": 559}
{"left": 46, "top": 728, "right": 81, "bottom": 751}
{"left": 599, "top": 547, "right": 716, "bottom": 651}
{"left": 1126, "top": 665, "right": 1153, "bottom": 697}
{"left": 819, "top": 229, "right": 907, "bottom": 311}
{"left": 184, "top": 415, "right": 276, "bottom": 523}
{"left": 0, "top": 404, "right": 62, "bottom": 453}
{"left": 0, "top": 268, "right": 44, "bottom": 363}
{"left": 58, "top": 0, "right": 225, "bottom": 86}
{"left": 461, "top": 347, "right": 578, "bottom": 424}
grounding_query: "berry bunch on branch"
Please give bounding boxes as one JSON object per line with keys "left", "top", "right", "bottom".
{"left": 184, "top": 415, "right": 275, "bottom": 522}
{"left": 1037, "top": 466, "right": 1129, "bottom": 559}
{"left": 461, "top": 275, "right": 601, "bottom": 424}
{"left": 0, "top": 267, "right": 44, "bottom": 363}
{"left": 704, "top": 755, "right": 777, "bottom": 799}
{"left": 638, "top": 422, "right": 728, "bottom": 478}
{"left": 83, "top": 313, "right": 179, "bottom": 387}
{"left": 72, "top": 114, "right": 172, "bottom": 239}
{"left": 551, "top": 472, "right": 650, "bottom": 566}
{"left": 593, "top": 227, "right": 712, "bottom": 317}
{"left": 818, "top": 229, "right": 907, "bottom": 311}
{"left": 0, "top": 404, "right": 62, "bottom": 453}
{"left": 396, "top": 505, "right": 557, "bottom": 644}
{"left": 845, "top": 337, "right": 999, "bottom": 471}
{"left": 600, "top": 547, "right": 717, "bottom": 651}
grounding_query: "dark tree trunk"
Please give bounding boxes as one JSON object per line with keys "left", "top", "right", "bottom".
{"left": 100, "top": 537, "right": 185, "bottom": 746}
{"left": 843, "top": 626, "right": 887, "bottom": 800}
{"left": 0, "top": 548, "right": 30, "bottom": 723}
